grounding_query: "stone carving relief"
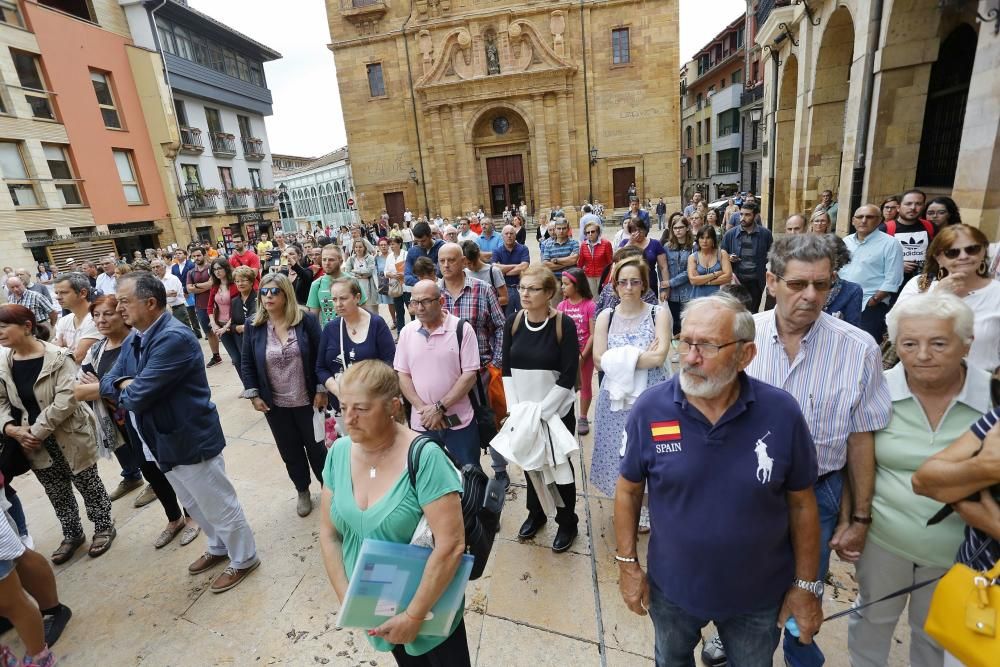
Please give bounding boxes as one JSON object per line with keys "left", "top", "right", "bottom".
{"left": 415, "top": 0, "right": 451, "bottom": 21}
{"left": 484, "top": 30, "right": 501, "bottom": 75}
{"left": 550, "top": 11, "right": 566, "bottom": 58}
{"left": 418, "top": 30, "right": 434, "bottom": 75}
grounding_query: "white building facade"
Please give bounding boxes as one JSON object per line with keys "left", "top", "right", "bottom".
{"left": 275, "top": 148, "right": 357, "bottom": 233}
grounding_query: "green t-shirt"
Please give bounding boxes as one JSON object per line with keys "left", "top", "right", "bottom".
{"left": 306, "top": 272, "right": 358, "bottom": 327}
{"left": 869, "top": 364, "right": 990, "bottom": 568}
{"left": 323, "top": 436, "right": 464, "bottom": 656}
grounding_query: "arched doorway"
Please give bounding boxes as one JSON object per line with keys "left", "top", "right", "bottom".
{"left": 804, "top": 7, "right": 854, "bottom": 214}
{"left": 914, "top": 23, "right": 977, "bottom": 188}
{"left": 471, "top": 107, "right": 532, "bottom": 216}
{"left": 773, "top": 54, "right": 798, "bottom": 223}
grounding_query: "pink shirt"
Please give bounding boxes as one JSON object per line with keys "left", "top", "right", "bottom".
{"left": 394, "top": 312, "right": 480, "bottom": 430}
{"left": 214, "top": 285, "right": 232, "bottom": 322}
{"left": 557, "top": 298, "right": 596, "bottom": 352}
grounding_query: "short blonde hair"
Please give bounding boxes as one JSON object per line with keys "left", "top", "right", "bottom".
{"left": 520, "top": 263, "right": 558, "bottom": 299}
{"left": 232, "top": 266, "right": 257, "bottom": 284}
{"left": 340, "top": 359, "right": 404, "bottom": 422}
{"left": 252, "top": 273, "right": 303, "bottom": 327}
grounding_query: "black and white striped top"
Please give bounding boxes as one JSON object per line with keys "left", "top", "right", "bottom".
{"left": 959, "top": 408, "right": 1000, "bottom": 571}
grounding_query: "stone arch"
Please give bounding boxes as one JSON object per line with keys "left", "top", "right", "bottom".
{"left": 803, "top": 6, "right": 854, "bottom": 214}
{"left": 773, "top": 54, "right": 798, "bottom": 224}
{"left": 464, "top": 100, "right": 535, "bottom": 145}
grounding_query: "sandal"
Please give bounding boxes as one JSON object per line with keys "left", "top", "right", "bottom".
{"left": 51, "top": 535, "right": 85, "bottom": 565}
{"left": 88, "top": 527, "right": 117, "bottom": 558}
{"left": 154, "top": 521, "right": 185, "bottom": 549}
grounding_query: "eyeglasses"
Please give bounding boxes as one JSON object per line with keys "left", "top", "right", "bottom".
{"left": 259, "top": 287, "right": 282, "bottom": 296}
{"left": 585, "top": 229, "right": 600, "bottom": 234}
{"left": 616, "top": 278, "right": 643, "bottom": 288}
{"left": 776, "top": 275, "right": 833, "bottom": 292}
{"left": 517, "top": 285, "right": 545, "bottom": 294}
{"left": 677, "top": 339, "right": 747, "bottom": 358}
{"left": 941, "top": 244, "right": 983, "bottom": 259}
{"left": 411, "top": 297, "right": 439, "bottom": 308}
{"left": 672, "top": 225, "right": 688, "bottom": 231}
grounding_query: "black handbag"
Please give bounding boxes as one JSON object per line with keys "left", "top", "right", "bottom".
{"left": 455, "top": 319, "right": 498, "bottom": 449}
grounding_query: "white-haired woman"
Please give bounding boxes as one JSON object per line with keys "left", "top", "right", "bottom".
{"left": 241, "top": 273, "right": 328, "bottom": 518}
{"left": 848, "top": 293, "right": 989, "bottom": 667}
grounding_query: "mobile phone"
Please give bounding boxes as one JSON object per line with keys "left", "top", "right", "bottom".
{"left": 81, "top": 363, "right": 96, "bottom": 376}
{"left": 445, "top": 413, "right": 462, "bottom": 428}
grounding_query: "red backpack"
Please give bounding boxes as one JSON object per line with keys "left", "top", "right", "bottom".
{"left": 885, "top": 218, "right": 934, "bottom": 237}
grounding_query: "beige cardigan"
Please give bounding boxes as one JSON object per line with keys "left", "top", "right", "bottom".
{"left": 0, "top": 342, "right": 99, "bottom": 474}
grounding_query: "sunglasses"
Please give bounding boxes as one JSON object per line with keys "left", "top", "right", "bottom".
{"left": 777, "top": 276, "right": 833, "bottom": 292}
{"left": 259, "top": 287, "right": 282, "bottom": 296}
{"left": 941, "top": 244, "right": 983, "bottom": 260}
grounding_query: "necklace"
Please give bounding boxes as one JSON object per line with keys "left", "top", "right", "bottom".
{"left": 523, "top": 314, "right": 549, "bottom": 332}
{"left": 361, "top": 441, "right": 394, "bottom": 479}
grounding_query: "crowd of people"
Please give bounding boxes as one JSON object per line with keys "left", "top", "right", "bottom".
{"left": 0, "top": 188, "right": 997, "bottom": 667}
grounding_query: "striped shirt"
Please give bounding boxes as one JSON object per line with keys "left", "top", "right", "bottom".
{"left": 960, "top": 408, "right": 1000, "bottom": 570}
{"left": 540, "top": 238, "right": 580, "bottom": 278}
{"left": 7, "top": 289, "right": 55, "bottom": 324}
{"left": 439, "top": 276, "right": 505, "bottom": 368}
{"left": 747, "top": 311, "right": 892, "bottom": 475}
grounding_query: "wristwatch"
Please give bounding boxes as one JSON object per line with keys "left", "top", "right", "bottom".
{"left": 794, "top": 579, "right": 825, "bottom": 599}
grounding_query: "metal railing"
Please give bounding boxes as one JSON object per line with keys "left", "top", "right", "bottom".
{"left": 756, "top": 0, "right": 792, "bottom": 29}
{"left": 210, "top": 132, "right": 236, "bottom": 156}
{"left": 253, "top": 189, "right": 276, "bottom": 209}
{"left": 179, "top": 126, "right": 204, "bottom": 151}
{"left": 741, "top": 84, "right": 764, "bottom": 106}
{"left": 222, "top": 190, "right": 249, "bottom": 211}
{"left": 189, "top": 194, "right": 218, "bottom": 215}
{"left": 242, "top": 137, "right": 264, "bottom": 159}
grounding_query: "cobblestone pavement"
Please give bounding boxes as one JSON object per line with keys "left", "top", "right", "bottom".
{"left": 1, "top": 232, "right": 912, "bottom": 666}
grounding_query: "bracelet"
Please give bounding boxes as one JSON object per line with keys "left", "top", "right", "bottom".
{"left": 404, "top": 609, "right": 424, "bottom": 622}
{"left": 614, "top": 554, "right": 639, "bottom": 563}
{"left": 851, "top": 514, "right": 873, "bottom": 525}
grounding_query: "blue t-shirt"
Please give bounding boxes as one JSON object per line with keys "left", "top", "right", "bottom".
{"left": 476, "top": 232, "right": 503, "bottom": 258}
{"left": 620, "top": 373, "right": 818, "bottom": 619}
{"left": 492, "top": 243, "right": 531, "bottom": 286}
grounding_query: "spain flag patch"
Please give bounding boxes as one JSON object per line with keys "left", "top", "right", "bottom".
{"left": 650, "top": 420, "right": 681, "bottom": 442}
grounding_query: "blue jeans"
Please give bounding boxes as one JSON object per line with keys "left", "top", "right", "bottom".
{"left": 427, "top": 421, "right": 481, "bottom": 470}
{"left": 4, "top": 487, "right": 28, "bottom": 537}
{"left": 649, "top": 584, "right": 781, "bottom": 667}
{"left": 782, "top": 470, "right": 842, "bottom": 661}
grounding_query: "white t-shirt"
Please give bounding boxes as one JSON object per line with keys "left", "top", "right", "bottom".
{"left": 457, "top": 230, "right": 480, "bottom": 243}
{"left": 895, "top": 277, "right": 1000, "bottom": 372}
{"left": 404, "top": 210, "right": 413, "bottom": 223}
{"left": 160, "top": 272, "right": 185, "bottom": 307}
{"left": 401, "top": 228, "right": 414, "bottom": 243}
{"left": 96, "top": 272, "right": 116, "bottom": 296}
{"left": 54, "top": 312, "right": 100, "bottom": 355}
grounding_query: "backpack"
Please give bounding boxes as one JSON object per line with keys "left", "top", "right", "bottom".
{"left": 456, "top": 319, "right": 498, "bottom": 447}
{"left": 885, "top": 218, "right": 934, "bottom": 237}
{"left": 407, "top": 435, "right": 504, "bottom": 580}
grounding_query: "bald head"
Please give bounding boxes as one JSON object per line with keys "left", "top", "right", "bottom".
{"left": 784, "top": 214, "right": 807, "bottom": 235}
{"left": 502, "top": 225, "right": 517, "bottom": 246}
{"left": 6, "top": 276, "right": 24, "bottom": 296}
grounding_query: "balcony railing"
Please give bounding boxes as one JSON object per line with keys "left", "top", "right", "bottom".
{"left": 222, "top": 190, "right": 249, "bottom": 212}
{"left": 756, "top": 0, "right": 791, "bottom": 28}
{"left": 242, "top": 137, "right": 265, "bottom": 160}
{"left": 179, "top": 126, "right": 204, "bottom": 154}
{"left": 253, "top": 189, "right": 276, "bottom": 210}
{"left": 339, "top": 0, "right": 387, "bottom": 20}
{"left": 210, "top": 132, "right": 237, "bottom": 157}
{"left": 741, "top": 83, "right": 764, "bottom": 106}
{"left": 189, "top": 193, "right": 218, "bottom": 216}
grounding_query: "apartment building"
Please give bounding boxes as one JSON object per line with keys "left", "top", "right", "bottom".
{"left": 0, "top": 0, "right": 172, "bottom": 270}
{"left": 121, "top": 0, "right": 281, "bottom": 251}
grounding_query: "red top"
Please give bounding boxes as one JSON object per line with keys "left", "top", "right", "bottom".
{"left": 577, "top": 238, "right": 614, "bottom": 277}
{"left": 228, "top": 250, "right": 261, "bottom": 272}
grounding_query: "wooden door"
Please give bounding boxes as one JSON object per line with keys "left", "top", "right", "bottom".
{"left": 613, "top": 167, "right": 636, "bottom": 208}
{"left": 383, "top": 192, "right": 405, "bottom": 226}
{"left": 486, "top": 155, "right": 525, "bottom": 216}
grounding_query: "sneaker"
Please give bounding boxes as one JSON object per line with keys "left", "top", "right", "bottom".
{"left": 42, "top": 605, "right": 72, "bottom": 647}
{"left": 638, "top": 506, "right": 651, "bottom": 534}
{"left": 576, "top": 417, "right": 590, "bottom": 436}
{"left": 210, "top": 560, "right": 260, "bottom": 593}
{"left": 701, "top": 634, "right": 726, "bottom": 667}
{"left": 107, "top": 478, "right": 143, "bottom": 502}
{"left": 296, "top": 491, "right": 312, "bottom": 517}
{"left": 206, "top": 354, "right": 223, "bottom": 368}
{"left": 132, "top": 484, "right": 158, "bottom": 508}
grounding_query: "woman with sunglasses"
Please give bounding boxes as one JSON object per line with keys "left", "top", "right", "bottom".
{"left": 687, "top": 226, "right": 732, "bottom": 298}
{"left": 577, "top": 221, "right": 613, "bottom": 298}
{"left": 892, "top": 224, "right": 1000, "bottom": 372}
{"left": 207, "top": 258, "right": 242, "bottom": 378}
{"left": 241, "top": 274, "right": 328, "bottom": 517}
{"left": 591, "top": 257, "right": 671, "bottom": 531}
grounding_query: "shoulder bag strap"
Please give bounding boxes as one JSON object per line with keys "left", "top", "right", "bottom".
{"left": 511, "top": 310, "right": 524, "bottom": 337}
{"left": 407, "top": 434, "right": 436, "bottom": 489}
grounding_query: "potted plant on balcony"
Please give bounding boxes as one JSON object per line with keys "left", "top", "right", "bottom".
{"left": 231, "top": 187, "right": 253, "bottom": 196}
{"left": 194, "top": 187, "right": 219, "bottom": 198}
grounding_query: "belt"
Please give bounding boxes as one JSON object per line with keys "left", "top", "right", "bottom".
{"left": 817, "top": 468, "right": 842, "bottom": 485}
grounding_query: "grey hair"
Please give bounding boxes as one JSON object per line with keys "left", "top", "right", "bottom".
{"left": 54, "top": 272, "right": 94, "bottom": 300}
{"left": 682, "top": 293, "right": 755, "bottom": 342}
{"left": 768, "top": 234, "right": 837, "bottom": 277}
{"left": 117, "top": 271, "right": 166, "bottom": 309}
{"left": 886, "top": 293, "right": 974, "bottom": 344}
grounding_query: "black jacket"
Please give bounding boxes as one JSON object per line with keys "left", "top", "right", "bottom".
{"left": 241, "top": 311, "right": 322, "bottom": 407}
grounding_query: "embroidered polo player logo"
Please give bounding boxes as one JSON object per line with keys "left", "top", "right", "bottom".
{"left": 755, "top": 432, "right": 773, "bottom": 484}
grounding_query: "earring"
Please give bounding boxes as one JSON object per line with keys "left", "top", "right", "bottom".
{"left": 937, "top": 267, "right": 948, "bottom": 280}
{"left": 978, "top": 259, "right": 990, "bottom": 277}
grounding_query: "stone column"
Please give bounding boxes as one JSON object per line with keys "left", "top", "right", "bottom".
{"left": 532, "top": 93, "right": 551, "bottom": 212}
{"left": 429, "top": 106, "right": 448, "bottom": 216}
{"left": 557, "top": 91, "right": 574, "bottom": 208}
{"left": 451, "top": 103, "right": 471, "bottom": 214}
{"left": 951, "top": 23, "right": 1000, "bottom": 239}
{"left": 443, "top": 106, "right": 461, "bottom": 218}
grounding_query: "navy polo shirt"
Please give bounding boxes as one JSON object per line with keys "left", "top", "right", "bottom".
{"left": 620, "top": 373, "right": 817, "bottom": 620}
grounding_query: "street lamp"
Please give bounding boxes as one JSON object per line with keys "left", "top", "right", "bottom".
{"left": 749, "top": 108, "right": 762, "bottom": 125}
{"left": 409, "top": 167, "right": 419, "bottom": 184}
{"left": 589, "top": 147, "right": 598, "bottom": 165}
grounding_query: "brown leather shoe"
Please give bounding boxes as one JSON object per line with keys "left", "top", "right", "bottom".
{"left": 210, "top": 560, "right": 260, "bottom": 593}
{"left": 133, "top": 484, "right": 158, "bottom": 508}
{"left": 108, "top": 478, "right": 143, "bottom": 502}
{"left": 188, "top": 552, "right": 228, "bottom": 575}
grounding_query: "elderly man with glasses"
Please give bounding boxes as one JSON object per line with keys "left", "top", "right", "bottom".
{"left": 702, "top": 233, "right": 892, "bottom": 667}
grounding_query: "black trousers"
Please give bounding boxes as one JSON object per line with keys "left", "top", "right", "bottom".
{"left": 391, "top": 619, "right": 471, "bottom": 667}
{"left": 859, "top": 301, "right": 890, "bottom": 343}
{"left": 264, "top": 404, "right": 327, "bottom": 492}
{"left": 524, "top": 407, "right": 578, "bottom": 529}
{"left": 140, "top": 459, "right": 184, "bottom": 523}
{"left": 739, "top": 278, "right": 766, "bottom": 313}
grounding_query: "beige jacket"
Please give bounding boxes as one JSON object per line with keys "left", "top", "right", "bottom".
{"left": 0, "top": 342, "right": 98, "bottom": 474}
